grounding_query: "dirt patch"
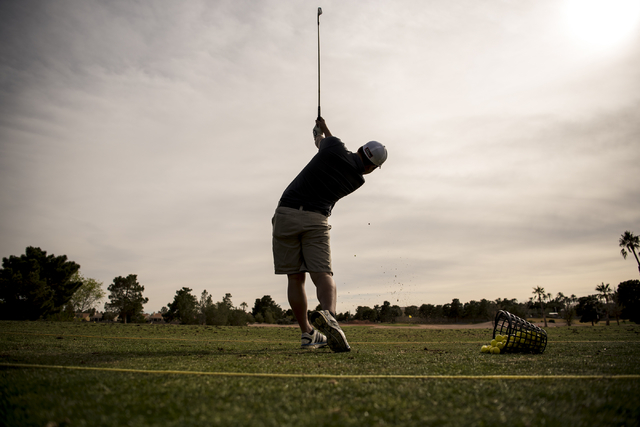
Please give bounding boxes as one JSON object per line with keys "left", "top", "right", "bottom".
{"left": 371, "top": 321, "right": 494, "bottom": 329}
{"left": 250, "top": 321, "right": 495, "bottom": 329}
{"left": 249, "top": 323, "right": 298, "bottom": 328}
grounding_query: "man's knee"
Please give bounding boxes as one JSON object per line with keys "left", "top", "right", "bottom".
{"left": 288, "top": 272, "right": 306, "bottom": 287}
{"left": 309, "top": 271, "right": 333, "bottom": 284}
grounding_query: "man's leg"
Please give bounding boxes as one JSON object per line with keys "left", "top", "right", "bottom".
{"left": 309, "top": 271, "right": 336, "bottom": 315}
{"left": 287, "top": 272, "right": 312, "bottom": 333}
{"left": 309, "top": 271, "right": 350, "bottom": 352}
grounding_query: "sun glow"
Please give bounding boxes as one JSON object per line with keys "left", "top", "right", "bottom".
{"left": 563, "top": 0, "right": 640, "bottom": 50}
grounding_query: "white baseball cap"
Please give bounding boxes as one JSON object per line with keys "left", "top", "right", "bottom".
{"left": 362, "top": 141, "right": 387, "bottom": 167}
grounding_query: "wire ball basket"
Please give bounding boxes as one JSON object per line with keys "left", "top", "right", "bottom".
{"left": 493, "top": 310, "right": 548, "bottom": 354}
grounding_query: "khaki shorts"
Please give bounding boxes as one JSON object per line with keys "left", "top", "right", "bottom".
{"left": 272, "top": 206, "right": 332, "bottom": 275}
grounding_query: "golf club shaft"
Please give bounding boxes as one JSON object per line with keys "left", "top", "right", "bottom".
{"left": 317, "top": 7, "right": 322, "bottom": 119}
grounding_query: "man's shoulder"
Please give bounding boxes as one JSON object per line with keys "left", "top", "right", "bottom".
{"left": 318, "top": 136, "right": 344, "bottom": 150}
{"left": 317, "top": 136, "right": 362, "bottom": 172}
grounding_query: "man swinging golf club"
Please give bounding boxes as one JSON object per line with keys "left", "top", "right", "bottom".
{"left": 271, "top": 117, "right": 387, "bottom": 352}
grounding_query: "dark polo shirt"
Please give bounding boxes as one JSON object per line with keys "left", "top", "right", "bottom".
{"left": 278, "top": 136, "right": 365, "bottom": 217}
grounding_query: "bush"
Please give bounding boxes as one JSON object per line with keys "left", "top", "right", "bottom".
{"left": 227, "top": 309, "right": 250, "bottom": 326}
{"left": 45, "top": 303, "right": 76, "bottom": 322}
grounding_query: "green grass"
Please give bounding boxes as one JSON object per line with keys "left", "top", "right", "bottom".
{"left": 1, "top": 321, "right": 640, "bottom": 426}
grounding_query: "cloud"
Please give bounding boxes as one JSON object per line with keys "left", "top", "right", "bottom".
{"left": 1, "top": 1, "right": 639, "bottom": 314}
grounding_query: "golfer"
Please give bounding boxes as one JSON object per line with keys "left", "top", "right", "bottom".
{"left": 272, "top": 117, "right": 387, "bottom": 352}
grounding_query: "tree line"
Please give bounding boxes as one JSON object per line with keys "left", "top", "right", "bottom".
{"left": 0, "top": 246, "right": 146, "bottom": 322}
{"left": 343, "top": 280, "right": 640, "bottom": 326}
{"left": 160, "top": 288, "right": 284, "bottom": 326}
{"left": 2, "top": 236, "right": 639, "bottom": 325}
{"left": 0, "top": 246, "right": 286, "bottom": 325}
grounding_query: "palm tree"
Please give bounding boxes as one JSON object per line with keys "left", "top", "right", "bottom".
{"left": 557, "top": 291, "right": 567, "bottom": 324}
{"left": 611, "top": 290, "right": 622, "bottom": 326}
{"left": 595, "top": 282, "right": 612, "bottom": 326}
{"left": 570, "top": 294, "right": 577, "bottom": 307}
{"left": 619, "top": 231, "right": 640, "bottom": 276}
{"left": 560, "top": 294, "right": 576, "bottom": 326}
{"left": 532, "top": 286, "right": 547, "bottom": 327}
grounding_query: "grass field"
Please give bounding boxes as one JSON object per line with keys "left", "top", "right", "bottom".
{"left": 1, "top": 321, "right": 639, "bottom": 427}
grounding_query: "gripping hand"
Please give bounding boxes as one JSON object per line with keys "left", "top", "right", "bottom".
{"left": 313, "top": 125, "right": 323, "bottom": 140}
{"left": 313, "top": 125, "right": 324, "bottom": 147}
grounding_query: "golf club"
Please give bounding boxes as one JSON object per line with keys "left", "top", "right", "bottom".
{"left": 317, "top": 7, "right": 322, "bottom": 119}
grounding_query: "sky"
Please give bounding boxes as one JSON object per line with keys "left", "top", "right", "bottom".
{"left": 1, "top": 0, "right": 639, "bottom": 315}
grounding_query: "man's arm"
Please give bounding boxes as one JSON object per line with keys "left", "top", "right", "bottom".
{"left": 314, "top": 117, "right": 333, "bottom": 148}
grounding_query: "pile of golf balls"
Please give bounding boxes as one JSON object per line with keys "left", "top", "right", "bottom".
{"left": 480, "top": 331, "right": 544, "bottom": 354}
{"left": 480, "top": 335, "right": 507, "bottom": 354}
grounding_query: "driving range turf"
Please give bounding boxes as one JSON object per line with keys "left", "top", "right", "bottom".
{"left": 1, "top": 321, "right": 639, "bottom": 426}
